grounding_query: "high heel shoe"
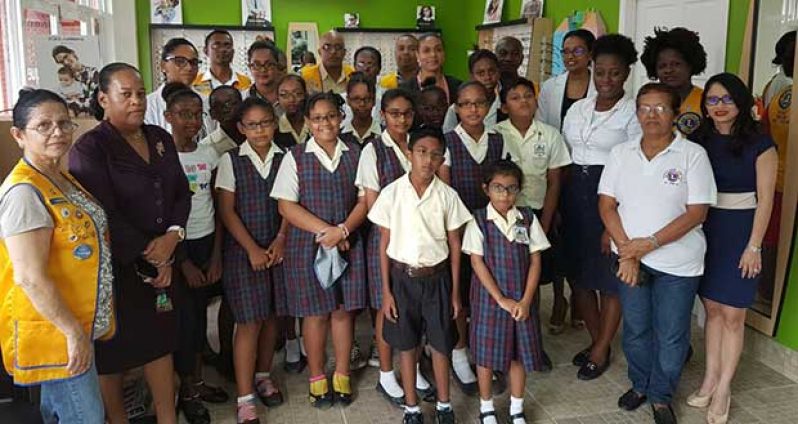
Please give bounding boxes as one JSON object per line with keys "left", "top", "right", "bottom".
{"left": 686, "top": 388, "right": 714, "bottom": 408}
{"left": 706, "top": 394, "right": 730, "bottom": 424}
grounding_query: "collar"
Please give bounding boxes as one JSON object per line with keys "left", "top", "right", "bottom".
{"left": 320, "top": 62, "right": 347, "bottom": 84}
{"left": 304, "top": 137, "right": 350, "bottom": 155}
{"left": 201, "top": 69, "right": 241, "bottom": 86}
{"left": 279, "top": 114, "right": 309, "bottom": 139}
{"left": 497, "top": 119, "right": 543, "bottom": 142}
{"left": 584, "top": 93, "right": 633, "bottom": 114}
{"left": 400, "top": 172, "right": 440, "bottom": 201}
{"left": 342, "top": 118, "right": 381, "bottom": 139}
{"left": 381, "top": 130, "right": 408, "bottom": 148}
{"left": 629, "top": 132, "right": 686, "bottom": 153}
{"left": 238, "top": 139, "right": 284, "bottom": 159}
{"left": 486, "top": 203, "right": 523, "bottom": 224}
{"left": 454, "top": 124, "right": 491, "bottom": 143}
{"left": 210, "top": 127, "right": 233, "bottom": 142}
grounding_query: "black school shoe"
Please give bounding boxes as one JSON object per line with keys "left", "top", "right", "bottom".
{"left": 435, "top": 407, "right": 456, "bottom": 424}
{"left": 284, "top": 354, "right": 307, "bottom": 374}
{"left": 452, "top": 368, "right": 478, "bottom": 396}
{"left": 572, "top": 346, "right": 592, "bottom": 367}
{"left": 506, "top": 412, "right": 526, "bottom": 424}
{"left": 177, "top": 395, "right": 211, "bottom": 424}
{"left": 479, "top": 410, "right": 497, "bottom": 423}
{"left": 309, "top": 390, "right": 334, "bottom": 409}
{"left": 403, "top": 411, "right": 424, "bottom": 424}
{"left": 652, "top": 404, "right": 677, "bottom": 424}
{"left": 617, "top": 389, "right": 647, "bottom": 411}
{"left": 334, "top": 388, "right": 354, "bottom": 406}
{"left": 418, "top": 385, "right": 437, "bottom": 402}
{"left": 376, "top": 382, "right": 405, "bottom": 408}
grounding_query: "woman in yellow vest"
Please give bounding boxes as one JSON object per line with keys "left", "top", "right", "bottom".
{"left": 0, "top": 89, "right": 114, "bottom": 422}
{"left": 640, "top": 27, "right": 708, "bottom": 137}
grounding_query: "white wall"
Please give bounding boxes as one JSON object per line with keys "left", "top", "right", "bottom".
{"left": 108, "top": 0, "right": 138, "bottom": 67}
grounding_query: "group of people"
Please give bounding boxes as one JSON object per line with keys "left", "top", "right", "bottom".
{"left": 0, "top": 23, "right": 791, "bottom": 424}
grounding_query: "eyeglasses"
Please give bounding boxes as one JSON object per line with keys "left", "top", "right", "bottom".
{"left": 412, "top": 148, "right": 445, "bottom": 161}
{"left": 172, "top": 111, "right": 206, "bottom": 121}
{"left": 348, "top": 96, "right": 374, "bottom": 105}
{"left": 210, "top": 41, "right": 233, "bottom": 50}
{"left": 636, "top": 104, "right": 673, "bottom": 116}
{"left": 355, "top": 61, "right": 378, "bottom": 70}
{"left": 241, "top": 119, "right": 275, "bottom": 130}
{"left": 25, "top": 120, "right": 79, "bottom": 135}
{"left": 705, "top": 95, "right": 735, "bottom": 106}
{"left": 473, "top": 68, "right": 498, "bottom": 79}
{"left": 278, "top": 91, "right": 304, "bottom": 101}
{"left": 488, "top": 183, "right": 520, "bottom": 195}
{"left": 561, "top": 47, "right": 588, "bottom": 57}
{"left": 249, "top": 61, "right": 280, "bottom": 72}
{"left": 457, "top": 100, "right": 489, "bottom": 109}
{"left": 322, "top": 44, "right": 346, "bottom": 53}
{"left": 165, "top": 56, "right": 201, "bottom": 69}
{"left": 384, "top": 109, "right": 414, "bottom": 120}
{"left": 308, "top": 113, "right": 340, "bottom": 124}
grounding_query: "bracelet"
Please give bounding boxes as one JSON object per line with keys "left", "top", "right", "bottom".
{"left": 337, "top": 223, "right": 350, "bottom": 239}
{"left": 647, "top": 235, "right": 660, "bottom": 249}
{"left": 748, "top": 245, "right": 762, "bottom": 253}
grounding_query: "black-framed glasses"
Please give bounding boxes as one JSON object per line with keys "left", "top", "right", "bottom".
{"left": 165, "top": 56, "right": 201, "bottom": 69}
{"left": 705, "top": 95, "right": 735, "bottom": 106}
{"left": 249, "top": 61, "right": 280, "bottom": 72}
{"left": 241, "top": 119, "right": 276, "bottom": 130}
{"left": 457, "top": 100, "right": 489, "bottom": 109}
{"left": 488, "top": 183, "right": 520, "bottom": 195}
{"left": 322, "top": 44, "right": 346, "bottom": 53}
{"left": 348, "top": 95, "right": 374, "bottom": 105}
{"left": 25, "top": 120, "right": 79, "bottom": 135}
{"left": 384, "top": 109, "right": 414, "bottom": 120}
{"left": 308, "top": 113, "right": 340, "bottom": 124}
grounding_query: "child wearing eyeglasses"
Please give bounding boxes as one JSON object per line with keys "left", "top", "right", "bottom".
{"left": 271, "top": 92, "right": 368, "bottom": 409}
{"left": 462, "top": 159, "right": 549, "bottom": 424}
{"left": 216, "top": 97, "right": 287, "bottom": 423}
{"left": 438, "top": 80, "right": 510, "bottom": 396}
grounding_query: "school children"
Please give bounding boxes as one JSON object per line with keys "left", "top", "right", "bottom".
{"left": 341, "top": 72, "right": 382, "bottom": 147}
{"left": 164, "top": 82, "right": 229, "bottom": 423}
{"left": 271, "top": 92, "right": 368, "bottom": 408}
{"left": 369, "top": 127, "right": 472, "bottom": 424}
{"left": 274, "top": 74, "right": 311, "bottom": 149}
{"left": 443, "top": 50, "right": 504, "bottom": 132}
{"left": 439, "top": 80, "right": 510, "bottom": 394}
{"left": 216, "top": 98, "right": 286, "bottom": 424}
{"left": 355, "top": 88, "right": 434, "bottom": 406}
{"left": 462, "top": 160, "right": 549, "bottom": 424}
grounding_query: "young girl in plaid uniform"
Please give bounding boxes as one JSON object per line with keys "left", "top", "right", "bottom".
{"left": 216, "top": 97, "right": 287, "bottom": 424}
{"left": 439, "top": 81, "right": 509, "bottom": 394}
{"left": 271, "top": 92, "right": 368, "bottom": 408}
{"left": 462, "top": 160, "right": 549, "bottom": 424}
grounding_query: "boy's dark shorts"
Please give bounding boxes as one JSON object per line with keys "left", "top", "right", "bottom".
{"left": 383, "top": 260, "right": 458, "bottom": 354}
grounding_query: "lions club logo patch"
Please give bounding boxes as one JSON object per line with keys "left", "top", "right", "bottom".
{"left": 676, "top": 112, "right": 701, "bottom": 135}
{"left": 663, "top": 168, "right": 684, "bottom": 185}
{"left": 779, "top": 90, "right": 792, "bottom": 111}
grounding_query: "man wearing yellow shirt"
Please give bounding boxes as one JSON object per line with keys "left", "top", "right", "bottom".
{"left": 301, "top": 31, "right": 354, "bottom": 94}
{"left": 193, "top": 30, "right": 252, "bottom": 97}
{"left": 379, "top": 34, "right": 419, "bottom": 90}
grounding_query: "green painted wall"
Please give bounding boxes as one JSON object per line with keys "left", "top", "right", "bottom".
{"left": 777, "top": 225, "right": 798, "bottom": 349}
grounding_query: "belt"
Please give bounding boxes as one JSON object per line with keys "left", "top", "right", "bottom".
{"left": 391, "top": 260, "right": 448, "bottom": 278}
{"left": 715, "top": 192, "right": 757, "bottom": 210}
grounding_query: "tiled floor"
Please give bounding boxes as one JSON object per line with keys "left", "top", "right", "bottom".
{"left": 195, "top": 288, "right": 798, "bottom": 424}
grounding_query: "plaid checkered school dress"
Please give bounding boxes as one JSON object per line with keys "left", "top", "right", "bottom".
{"left": 283, "top": 140, "right": 368, "bottom": 316}
{"left": 222, "top": 148, "right": 286, "bottom": 323}
{"left": 470, "top": 207, "right": 545, "bottom": 372}
{"left": 340, "top": 132, "right": 378, "bottom": 151}
{"left": 445, "top": 131, "right": 505, "bottom": 211}
{"left": 365, "top": 139, "right": 408, "bottom": 309}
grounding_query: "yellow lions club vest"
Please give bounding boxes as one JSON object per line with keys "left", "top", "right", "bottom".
{"left": 675, "top": 86, "right": 704, "bottom": 137}
{"left": 768, "top": 84, "right": 791, "bottom": 192}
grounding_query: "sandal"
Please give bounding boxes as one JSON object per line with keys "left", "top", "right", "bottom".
{"left": 194, "top": 379, "right": 229, "bottom": 403}
{"left": 255, "top": 377, "right": 284, "bottom": 407}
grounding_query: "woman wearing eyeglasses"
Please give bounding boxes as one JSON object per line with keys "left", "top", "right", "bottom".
{"left": 69, "top": 63, "right": 191, "bottom": 424}
{"left": 537, "top": 29, "right": 597, "bottom": 131}
{"left": 145, "top": 37, "right": 204, "bottom": 135}
{"left": 0, "top": 89, "right": 110, "bottom": 423}
{"left": 686, "top": 73, "right": 777, "bottom": 424}
{"left": 640, "top": 27, "right": 708, "bottom": 137}
{"left": 598, "top": 82, "right": 717, "bottom": 424}
{"left": 246, "top": 40, "right": 285, "bottom": 114}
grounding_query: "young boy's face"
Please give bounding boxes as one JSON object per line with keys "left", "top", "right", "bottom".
{"left": 418, "top": 90, "right": 448, "bottom": 128}
{"left": 58, "top": 73, "right": 74, "bottom": 86}
{"left": 471, "top": 58, "right": 499, "bottom": 93}
{"left": 483, "top": 173, "right": 520, "bottom": 214}
{"left": 409, "top": 136, "right": 445, "bottom": 181}
{"left": 502, "top": 84, "right": 537, "bottom": 121}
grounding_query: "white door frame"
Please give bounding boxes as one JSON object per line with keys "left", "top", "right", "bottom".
{"left": 618, "top": 0, "right": 637, "bottom": 37}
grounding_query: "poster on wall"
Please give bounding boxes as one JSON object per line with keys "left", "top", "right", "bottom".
{"left": 417, "top": 5, "right": 436, "bottom": 28}
{"left": 150, "top": 0, "right": 182, "bottom": 25}
{"left": 35, "top": 35, "right": 101, "bottom": 117}
{"left": 521, "top": 0, "right": 543, "bottom": 19}
{"left": 483, "top": 0, "right": 504, "bottom": 24}
{"left": 242, "top": 0, "right": 273, "bottom": 27}
{"left": 287, "top": 22, "right": 319, "bottom": 73}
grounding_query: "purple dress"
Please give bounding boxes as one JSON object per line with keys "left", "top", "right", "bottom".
{"left": 69, "top": 120, "right": 190, "bottom": 374}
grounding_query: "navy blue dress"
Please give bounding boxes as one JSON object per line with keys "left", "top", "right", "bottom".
{"left": 699, "top": 134, "right": 775, "bottom": 308}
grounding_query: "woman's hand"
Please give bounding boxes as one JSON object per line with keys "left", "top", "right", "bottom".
{"left": 618, "top": 238, "right": 654, "bottom": 261}
{"left": 142, "top": 233, "right": 180, "bottom": 265}
{"left": 266, "top": 235, "right": 286, "bottom": 268}
{"left": 205, "top": 251, "right": 223, "bottom": 284}
{"left": 382, "top": 292, "right": 398, "bottom": 323}
{"left": 739, "top": 248, "right": 762, "bottom": 279}
{"left": 151, "top": 265, "right": 173, "bottom": 288}
{"left": 247, "top": 247, "right": 270, "bottom": 272}
{"left": 180, "top": 260, "right": 206, "bottom": 288}
{"left": 616, "top": 258, "right": 640, "bottom": 286}
{"left": 316, "top": 226, "right": 345, "bottom": 249}
{"left": 65, "top": 328, "right": 92, "bottom": 376}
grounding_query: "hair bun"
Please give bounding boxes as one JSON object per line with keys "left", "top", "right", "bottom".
{"left": 17, "top": 87, "right": 36, "bottom": 99}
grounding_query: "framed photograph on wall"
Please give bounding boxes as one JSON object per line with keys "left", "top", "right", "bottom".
{"left": 242, "top": 0, "right": 272, "bottom": 27}
{"left": 344, "top": 13, "right": 360, "bottom": 29}
{"left": 287, "top": 22, "right": 319, "bottom": 73}
{"left": 151, "top": 0, "right": 182, "bottom": 25}
{"left": 483, "top": 0, "right": 504, "bottom": 24}
{"left": 417, "top": 5, "right": 436, "bottom": 29}
{"left": 521, "top": 0, "right": 543, "bottom": 19}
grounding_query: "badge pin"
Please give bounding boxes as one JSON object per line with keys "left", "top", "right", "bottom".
{"left": 513, "top": 224, "right": 530, "bottom": 244}
{"left": 60, "top": 208, "right": 71, "bottom": 218}
{"left": 73, "top": 244, "right": 93, "bottom": 260}
{"left": 75, "top": 210, "right": 83, "bottom": 219}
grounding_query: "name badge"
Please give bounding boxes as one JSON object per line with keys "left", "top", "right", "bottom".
{"left": 513, "top": 224, "right": 530, "bottom": 245}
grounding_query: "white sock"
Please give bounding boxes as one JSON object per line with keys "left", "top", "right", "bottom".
{"left": 254, "top": 372, "right": 269, "bottom": 381}
{"left": 299, "top": 336, "right": 307, "bottom": 356}
{"left": 237, "top": 393, "right": 256, "bottom": 404}
{"left": 416, "top": 364, "right": 430, "bottom": 390}
{"left": 480, "top": 398, "right": 498, "bottom": 423}
{"left": 510, "top": 396, "right": 524, "bottom": 415}
{"left": 379, "top": 370, "right": 404, "bottom": 398}
{"left": 437, "top": 401, "right": 452, "bottom": 411}
{"left": 285, "top": 338, "right": 300, "bottom": 363}
{"left": 452, "top": 348, "right": 477, "bottom": 383}
{"left": 405, "top": 404, "right": 421, "bottom": 414}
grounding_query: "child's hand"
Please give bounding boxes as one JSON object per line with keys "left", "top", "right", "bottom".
{"left": 382, "top": 293, "right": 398, "bottom": 323}
{"left": 497, "top": 296, "right": 517, "bottom": 314}
{"left": 181, "top": 259, "right": 206, "bottom": 288}
{"left": 247, "top": 247, "right": 270, "bottom": 272}
{"left": 266, "top": 234, "right": 286, "bottom": 268}
{"left": 337, "top": 239, "right": 350, "bottom": 252}
{"left": 512, "top": 300, "right": 531, "bottom": 321}
{"left": 205, "top": 251, "right": 223, "bottom": 284}
{"left": 451, "top": 295, "right": 462, "bottom": 320}
{"left": 316, "top": 226, "right": 344, "bottom": 249}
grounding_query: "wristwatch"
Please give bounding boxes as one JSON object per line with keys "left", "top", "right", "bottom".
{"left": 167, "top": 225, "right": 186, "bottom": 242}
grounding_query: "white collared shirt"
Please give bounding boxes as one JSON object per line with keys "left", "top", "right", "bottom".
{"left": 562, "top": 95, "right": 642, "bottom": 166}
{"left": 341, "top": 87, "right": 384, "bottom": 130}
{"left": 462, "top": 204, "right": 550, "bottom": 255}
{"left": 355, "top": 131, "right": 412, "bottom": 193}
{"left": 316, "top": 63, "right": 349, "bottom": 94}
{"left": 442, "top": 96, "right": 500, "bottom": 133}
{"left": 341, "top": 116, "right": 382, "bottom": 145}
{"left": 536, "top": 70, "right": 597, "bottom": 130}
{"left": 215, "top": 140, "right": 284, "bottom": 192}
{"left": 270, "top": 137, "right": 363, "bottom": 202}
{"left": 368, "top": 174, "right": 472, "bottom": 267}
{"left": 199, "top": 127, "right": 238, "bottom": 158}
{"left": 598, "top": 133, "right": 717, "bottom": 277}
{"left": 442, "top": 124, "right": 510, "bottom": 167}
{"left": 278, "top": 114, "right": 310, "bottom": 144}
{"left": 494, "top": 119, "right": 572, "bottom": 209}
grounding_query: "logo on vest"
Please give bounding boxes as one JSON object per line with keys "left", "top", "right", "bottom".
{"left": 779, "top": 90, "right": 792, "bottom": 110}
{"left": 73, "top": 244, "right": 93, "bottom": 260}
{"left": 676, "top": 112, "right": 701, "bottom": 135}
{"left": 533, "top": 143, "right": 547, "bottom": 158}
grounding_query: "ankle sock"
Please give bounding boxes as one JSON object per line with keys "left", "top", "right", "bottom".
{"left": 237, "top": 393, "right": 256, "bottom": 404}
{"left": 452, "top": 348, "right": 477, "bottom": 383}
{"left": 405, "top": 404, "right": 421, "bottom": 414}
{"left": 333, "top": 372, "right": 351, "bottom": 394}
{"left": 254, "top": 371, "right": 270, "bottom": 381}
{"left": 480, "top": 398, "right": 498, "bottom": 423}
{"left": 285, "top": 338, "right": 300, "bottom": 363}
{"left": 379, "top": 370, "right": 404, "bottom": 397}
{"left": 416, "top": 364, "right": 431, "bottom": 390}
{"left": 309, "top": 375, "right": 328, "bottom": 396}
{"left": 510, "top": 396, "right": 524, "bottom": 421}
{"left": 436, "top": 401, "right": 452, "bottom": 411}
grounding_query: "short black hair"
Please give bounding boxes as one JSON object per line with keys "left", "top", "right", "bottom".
{"left": 89, "top": 62, "right": 140, "bottom": 121}
{"left": 162, "top": 82, "right": 202, "bottom": 109}
{"left": 354, "top": 46, "right": 382, "bottom": 68}
{"left": 640, "top": 27, "right": 707, "bottom": 79}
{"left": 304, "top": 91, "right": 344, "bottom": 117}
{"left": 162, "top": 37, "right": 197, "bottom": 61}
{"left": 347, "top": 71, "right": 376, "bottom": 97}
{"left": 563, "top": 29, "right": 596, "bottom": 51}
{"left": 381, "top": 88, "right": 416, "bottom": 112}
{"left": 636, "top": 82, "right": 681, "bottom": 115}
{"left": 209, "top": 85, "right": 241, "bottom": 108}
{"left": 234, "top": 96, "right": 275, "bottom": 124}
{"left": 13, "top": 89, "right": 67, "bottom": 129}
{"left": 409, "top": 126, "right": 445, "bottom": 150}
{"left": 774, "top": 31, "right": 797, "bottom": 65}
{"left": 456, "top": 81, "right": 489, "bottom": 103}
{"left": 204, "top": 29, "right": 232, "bottom": 47}
{"left": 247, "top": 40, "right": 280, "bottom": 62}
{"left": 468, "top": 49, "right": 499, "bottom": 74}
{"left": 278, "top": 74, "right": 307, "bottom": 92}
{"left": 592, "top": 34, "right": 638, "bottom": 67}
{"left": 482, "top": 159, "right": 524, "bottom": 188}
{"left": 51, "top": 45, "right": 75, "bottom": 59}
{"left": 499, "top": 77, "right": 536, "bottom": 104}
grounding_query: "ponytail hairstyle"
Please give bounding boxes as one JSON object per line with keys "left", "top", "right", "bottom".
{"left": 162, "top": 81, "right": 202, "bottom": 110}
